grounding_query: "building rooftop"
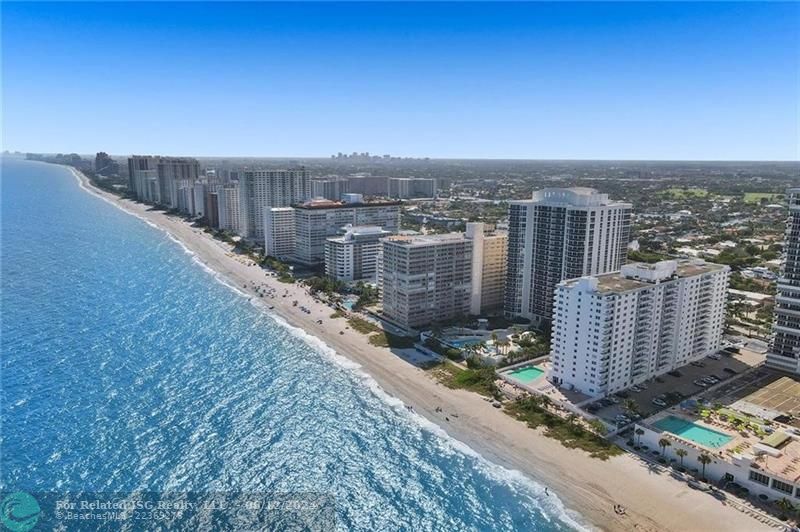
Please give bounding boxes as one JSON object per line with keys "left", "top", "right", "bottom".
{"left": 510, "top": 187, "right": 632, "bottom": 208}
{"left": 294, "top": 197, "right": 401, "bottom": 210}
{"left": 562, "top": 259, "right": 728, "bottom": 294}
{"left": 383, "top": 233, "right": 468, "bottom": 247}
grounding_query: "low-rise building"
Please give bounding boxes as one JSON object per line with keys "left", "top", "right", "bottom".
{"left": 549, "top": 259, "right": 730, "bottom": 398}
{"left": 380, "top": 233, "right": 472, "bottom": 330}
{"left": 324, "top": 225, "right": 391, "bottom": 282}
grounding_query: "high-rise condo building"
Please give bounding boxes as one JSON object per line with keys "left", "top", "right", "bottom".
{"left": 767, "top": 188, "right": 800, "bottom": 373}
{"left": 293, "top": 195, "right": 401, "bottom": 266}
{"left": 380, "top": 233, "right": 472, "bottom": 330}
{"left": 205, "top": 191, "right": 219, "bottom": 229}
{"left": 505, "top": 188, "right": 632, "bottom": 327}
{"left": 311, "top": 177, "right": 350, "bottom": 201}
{"left": 388, "top": 178, "right": 436, "bottom": 199}
{"left": 465, "top": 222, "right": 508, "bottom": 315}
{"left": 217, "top": 184, "right": 242, "bottom": 234}
{"left": 549, "top": 260, "right": 729, "bottom": 398}
{"left": 238, "top": 168, "right": 310, "bottom": 241}
{"left": 127, "top": 156, "right": 200, "bottom": 210}
{"left": 345, "top": 175, "right": 390, "bottom": 197}
{"left": 325, "top": 225, "right": 391, "bottom": 282}
{"left": 264, "top": 207, "right": 296, "bottom": 260}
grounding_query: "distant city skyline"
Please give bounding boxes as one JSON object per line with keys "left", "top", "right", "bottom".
{"left": 3, "top": 2, "right": 798, "bottom": 161}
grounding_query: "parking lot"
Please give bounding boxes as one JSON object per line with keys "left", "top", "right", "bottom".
{"left": 587, "top": 348, "right": 761, "bottom": 426}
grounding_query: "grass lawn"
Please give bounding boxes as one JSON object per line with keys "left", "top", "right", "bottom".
{"left": 348, "top": 316, "right": 381, "bottom": 334}
{"left": 743, "top": 192, "right": 780, "bottom": 204}
{"left": 368, "top": 331, "right": 415, "bottom": 349}
{"left": 429, "top": 362, "right": 499, "bottom": 398}
{"left": 329, "top": 310, "right": 345, "bottom": 319}
{"left": 505, "top": 398, "right": 623, "bottom": 460}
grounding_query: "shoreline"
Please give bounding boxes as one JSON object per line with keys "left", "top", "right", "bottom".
{"left": 69, "top": 167, "right": 770, "bottom": 532}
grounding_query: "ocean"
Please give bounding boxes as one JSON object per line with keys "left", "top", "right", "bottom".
{"left": 1, "top": 158, "right": 578, "bottom": 531}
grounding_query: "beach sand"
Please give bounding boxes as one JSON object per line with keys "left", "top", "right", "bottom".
{"left": 74, "top": 170, "right": 774, "bottom": 532}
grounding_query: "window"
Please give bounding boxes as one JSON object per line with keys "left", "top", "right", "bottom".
{"left": 749, "top": 470, "right": 770, "bottom": 486}
{"left": 773, "top": 479, "right": 794, "bottom": 495}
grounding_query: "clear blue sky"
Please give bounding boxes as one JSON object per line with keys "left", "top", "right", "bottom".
{"left": 2, "top": 2, "right": 798, "bottom": 160}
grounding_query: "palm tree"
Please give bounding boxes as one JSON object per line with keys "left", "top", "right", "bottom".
{"left": 624, "top": 399, "right": 638, "bottom": 415}
{"left": 676, "top": 448, "right": 688, "bottom": 467}
{"left": 776, "top": 497, "right": 795, "bottom": 518}
{"left": 658, "top": 438, "right": 672, "bottom": 459}
{"left": 635, "top": 428, "right": 645, "bottom": 446}
{"left": 697, "top": 453, "right": 712, "bottom": 480}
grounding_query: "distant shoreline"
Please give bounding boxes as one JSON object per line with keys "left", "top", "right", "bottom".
{"left": 66, "top": 163, "right": 770, "bottom": 532}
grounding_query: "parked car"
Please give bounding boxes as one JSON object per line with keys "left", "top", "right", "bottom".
{"left": 630, "top": 385, "right": 642, "bottom": 393}
{"left": 638, "top": 383, "right": 648, "bottom": 390}
{"left": 668, "top": 370, "right": 682, "bottom": 378}
{"left": 693, "top": 379, "right": 709, "bottom": 387}
{"left": 652, "top": 398, "right": 667, "bottom": 407}
{"left": 691, "top": 361, "right": 705, "bottom": 368}
{"left": 708, "top": 353, "right": 722, "bottom": 360}
{"left": 723, "top": 367, "right": 737, "bottom": 375}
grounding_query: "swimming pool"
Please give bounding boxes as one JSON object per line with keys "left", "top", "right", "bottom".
{"left": 652, "top": 416, "right": 733, "bottom": 448}
{"left": 447, "top": 338, "right": 483, "bottom": 348}
{"left": 507, "top": 366, "right": 545, "bottom": 384}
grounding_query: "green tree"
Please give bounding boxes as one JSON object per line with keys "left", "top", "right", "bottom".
{"left": 697, "top": 453, "right": 712, "bottom": 480}
{"left": 635, "top": 428, "right": 645, "bottom": 446}
{"left": 675, "top": 448, "right": 688, "bottom": 467}
{"left": 658, "top": 438, "right": 672, "bottom": 459}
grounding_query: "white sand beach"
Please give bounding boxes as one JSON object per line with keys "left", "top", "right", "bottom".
{"left": 74, "top": 169, "right": 774, "bottom": 532}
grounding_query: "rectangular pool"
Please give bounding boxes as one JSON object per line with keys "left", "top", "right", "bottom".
{"left": 652, "top": 416, "right": 733, "bottom": 449}
{"left": 507, "top": 366, "right": 545, "bottom": 384}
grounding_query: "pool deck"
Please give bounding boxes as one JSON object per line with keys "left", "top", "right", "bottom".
{"left": 646, "top": 410, "right": 738, "bottom": 453}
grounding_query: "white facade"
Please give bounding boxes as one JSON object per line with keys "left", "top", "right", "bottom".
{"left": 238, "top": 168, "right": 310, "bottom": 240}
{"left": 127, "top": 156, "right": 200, "bottom": 209}
{"left": 311, "top": 177, "right": 350, "bottom": 201}
{"left": 380, "top": 233, "right": 473, "bottom": 330}
{"left": 293, "top": 198, "right": 401, "bottom": 266}
{"left": 767, "top": 188, "right": 800, "bottom": 374}
{"left": 388, "top": 178, "right": 436, "bottom": 199}
{"left": 324, "top": 225, "right": 391, "bottom": 282}
{"left": 505, "top": 188, "right": 632, "bottom": 327}
{"left": 217, "top": 184, "right": 242, "bottom": 234}
{"left": 263, "top": 207, "right": 296, "bottom": 259}
{"left": 465, "top": 222, "right": 508, "bottom": 315}
{"left": 549, "top": 259, "right": 730, "bottom": 398}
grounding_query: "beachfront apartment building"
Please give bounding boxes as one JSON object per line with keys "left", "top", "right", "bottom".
{"left": 325, "top": 225, "right": 391, "bottom": 282}
{"left": 465, "top": 222, "right": 508, "bottom": 315}
{"left": 127, "top": 156, "right": 201, "bottom": 210}
{"left": 238, "top": 168, "right": 310, "bottom": 241}
{"left": 217, "top": 184, "right": 242, "bottom": 234}
{"left": 767, "top": 188, "right": 800, "bottom": 374}
{"left": 504, "top": 188, "right": 632, "bottom": 328}
{"left": 548, "top": 259, "right": 729, "bottom": 398}
{"left": 380, "top": 233, "right": 473, "bottom": 330}
{"left": 293, "top": 195, "right": 401, "bottom": 266}
{"left": 311, "top": 177, "right": 350, "bottom": 201}
{"left": 205, "top": 191, "right": 220, "bottom": 229}
{"left": 264, "top": 207, "right": 296, "bottom": 260}
{"left": 388, "top": 178, "right": 436, "bottom": 199}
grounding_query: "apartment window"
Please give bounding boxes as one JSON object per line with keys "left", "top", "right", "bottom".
{"left": 773, "top": 479, "right": 794, "bottom": 495}
{"left": 749, "top": 470, "right": 770, "bottom": 486}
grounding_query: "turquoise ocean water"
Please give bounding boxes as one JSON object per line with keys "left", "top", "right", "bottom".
{"left": 1, "top": 158, "right": 580, "bottom": 530}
